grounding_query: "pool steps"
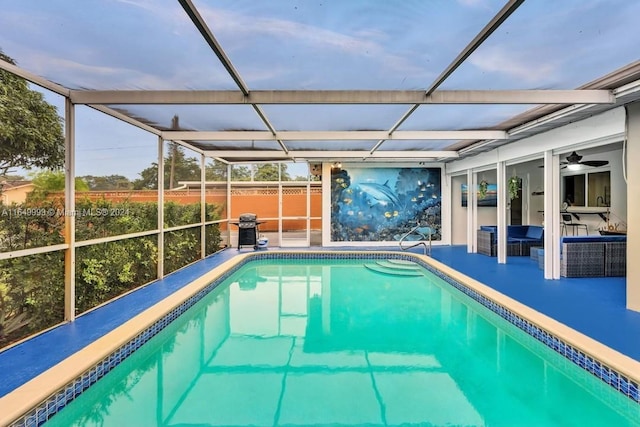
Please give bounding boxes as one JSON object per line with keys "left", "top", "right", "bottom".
{"left": 364, "top": 259, "right": 424, "bottom": 276}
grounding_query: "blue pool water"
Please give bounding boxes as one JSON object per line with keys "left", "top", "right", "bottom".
{"left": 45, "top": 258, "right": 640, "bottom": 426}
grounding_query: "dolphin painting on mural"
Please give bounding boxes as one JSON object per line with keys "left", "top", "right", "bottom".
{"left": 357, "top": 180, "right": 400, "bottom": 207}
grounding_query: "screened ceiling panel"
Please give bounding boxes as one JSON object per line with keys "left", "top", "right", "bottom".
{"left": 0, "top": 0, "right": 238, "bottom": 90}
{"left": 441, "top": 0, "right": 640, "bottom": 90}
{"left": 193, "top": 0, "right": 506, "bottom": 90}
{"left": 107, "top": 104, "right": 268, "bottom": 131}
{"left": 398, "top": 104, "right": 540, "bottom": 131}
{"left": 260, "top": 105, "right": 411, "bottom": 131}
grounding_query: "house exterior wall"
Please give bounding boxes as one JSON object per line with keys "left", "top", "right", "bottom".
{"left": 1, "top": 184, "right": 34, "bottom": 204}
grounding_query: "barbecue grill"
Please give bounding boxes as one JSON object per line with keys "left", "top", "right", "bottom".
{"left": 232, "top": 213, "right": 262, "bottom": 250}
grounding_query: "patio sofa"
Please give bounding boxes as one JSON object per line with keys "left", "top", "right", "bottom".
{"left": 560, "top": 235, "right": 627, "bottom": 277}
{"left": 477, "top": 225, "right": 544, "bottom": 257}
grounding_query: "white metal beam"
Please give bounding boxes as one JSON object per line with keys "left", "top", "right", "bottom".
{"left": 69, "top": 89, "right": 614, "bottom": 105}
{"left": 497, "top": 161, "right": 507, "bottom": 264}
{"left": 0, "top": 244, "right": 69, "bottom": 261}
{"left": 157, "top": 137, "right": 165, "bottom": 280}
{"left": 64, "top": 99, "right": 76, "bottom": 322}
{"left": 203, "top": 150, "right": 459, "bottom": 159}
{"left": 164, "top": 130, "right": 507, "bottom": 141}
{"left": 467, "top": 170, "right": 477, "bottom": 253}
{"left": 200, "top": 154, "right": 206, "bottom": 259}
{"left": 543, "top": 150, "right": 561, "bottom": 279}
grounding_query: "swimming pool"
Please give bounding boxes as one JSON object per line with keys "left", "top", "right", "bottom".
{"left": 4, "top": 253, "right": 640, "bottom": 426}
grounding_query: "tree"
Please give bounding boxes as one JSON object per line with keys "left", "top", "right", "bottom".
{"left": 254, "top": 163, "right": 291, "bottom": 181}
{"left": 205, "top": 161, "right": 228, "bottom": 182}
{"left": 80, "top": 175, "right": 132, "bottom": 191}
{"left": 132, "top": 162, "right": 159, "bottom": 190}
{"left": 166, "top": 143, "right": 200, "bottom": 189}
{"left": 133, "top": 144, "right": 201, "bottom": 190}
{"left": 28, "top": 170, "right": 89, "bottom": 200}
{"left": 0, "top": 51, "right": 65, "bottom": 176}
{"left": 225, "top": 163, "right": 292, "bottom": 182}
{"left": 230, "top": 165, "right": 251, "bottom": 181}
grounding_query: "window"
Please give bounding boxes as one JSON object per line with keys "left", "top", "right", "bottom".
{"left": 563, "top": 171, "right": 610, "bottom": 207}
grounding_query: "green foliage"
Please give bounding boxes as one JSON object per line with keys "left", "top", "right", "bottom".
{"left": 0, "top": 198, "right": 65, "bottom": 250}
{"left": 254, "top": 163, "right": 289, "bottom": 181}
{"left": 0, "top": 52, "right": 65, "bottom": 176}
{"left": 230, "top": 165, "right": 251, "bottom": 181}
{"left": 132, "top": 162, "right": 159, "bottom": 190}
{"left": 508, "top": 176, "right": 520, "bottom": 200}
{"left": 0, "top": 197, "right": 223, "bottom": 348}
{"left": 79, "top": 175, "right": 133, "bottom": 190}
{"left": 164, "top": 201, "right": 200, "bottom": 228}
{"left": 135, "top": 159, "right": 297, "bottom": 186}
{"left": 28, "top": 170, "right": 89, "bottom": 199}
{"left": 0, "top": 251, "right": 65, "bottom": 347}
{"left": 133, "top": 143, "right": 201, "bottom": 190}
{"left": 478, "top": 180, "right": 488, "bottom": 200}
{"left": 75, "top": 237, "right": 158, "bottom": 314}
{"left": 205, "top": 161, "right": 227, "bottom": 181}
{"left": 164, "top": 228, "right": 201, "bottom": 275}
{"left": 75, "top": 198, "right": 158, "bottom": 241}
{"left": 229, "top": 163, "right": 293, "bottom": 181}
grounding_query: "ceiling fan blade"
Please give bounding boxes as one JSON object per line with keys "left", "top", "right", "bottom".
{"left": 581, "top": 160, "right": 608, "bottom": 167}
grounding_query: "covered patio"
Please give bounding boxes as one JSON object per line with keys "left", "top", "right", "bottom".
{"left": 2, "top": 1, "right": 640, "bottom": 423}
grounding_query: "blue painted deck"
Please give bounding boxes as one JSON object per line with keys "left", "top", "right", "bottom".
{"left": 1, "top": 245, "right": 640, "bottom": 399}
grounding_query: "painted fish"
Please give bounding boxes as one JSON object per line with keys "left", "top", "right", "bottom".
{"left": 358, "top": 180, "right": 400, "bottom": 207}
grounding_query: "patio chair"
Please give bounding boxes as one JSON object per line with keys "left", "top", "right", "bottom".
{"left": 561, "top": 213, "right": 588, "bottom": 236}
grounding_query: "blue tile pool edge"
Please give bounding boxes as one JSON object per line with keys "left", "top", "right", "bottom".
{"left": 8, "top": 251, "right": 640, "bottom": 427}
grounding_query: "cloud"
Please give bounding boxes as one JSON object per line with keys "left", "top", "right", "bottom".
{"left": 198, "top": 7, "right": 423, "bottom": 76}
{"left": 25, "top": 50, "right": 232, "bottom": 90}
{"left": 457, "top": 0, "right": 493, "bottom": 9}
{"left": 469, "top": 46, "right": 557, "bottom": 84}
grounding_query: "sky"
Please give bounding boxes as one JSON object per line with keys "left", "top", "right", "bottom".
{"left": 2, "top": 0, "right": 639, "bottom": 179}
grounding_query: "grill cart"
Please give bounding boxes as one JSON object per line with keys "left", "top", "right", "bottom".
{"left": 232, "top": 213, "right": 262, "bottom": 250}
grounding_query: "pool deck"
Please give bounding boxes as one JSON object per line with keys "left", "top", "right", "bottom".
{"left": 1, "top": 245, "right": 640, "bottom": 399}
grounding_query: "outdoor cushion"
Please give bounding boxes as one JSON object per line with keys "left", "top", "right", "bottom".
{"left": 525, "top": 226, "right": 544, "bottom": 240}
{"left": 561, "top": 235, "right": 626, "bottom": 244}
{"left": 507, "top": 225, "right": 528, "bottom": 238}
{"left": 507, "top": 225, "right": 544, "bottom": 242}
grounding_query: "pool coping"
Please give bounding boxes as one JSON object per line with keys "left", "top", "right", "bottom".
{"left": 1, "top": 251, "right": 639, "bottom": 426}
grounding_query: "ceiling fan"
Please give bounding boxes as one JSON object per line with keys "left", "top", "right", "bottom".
{"left": 538, "top": 151, "right": 609, "bottom": 169}
{"left": 561, "top": 151, "right": 608, "bottom": 168}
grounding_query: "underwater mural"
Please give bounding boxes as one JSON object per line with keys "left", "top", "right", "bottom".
{"left": 330, "top": 167, "right": 442, "bottom": 242}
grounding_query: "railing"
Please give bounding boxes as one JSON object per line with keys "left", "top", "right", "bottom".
{"left": 398, "top": 223, "right": 433, "bottom": 256}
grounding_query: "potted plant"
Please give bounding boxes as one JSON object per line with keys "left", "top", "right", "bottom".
{"left": 478, "top": 180, "right": 488, "bottom": 200}
{"left": 508, "top": 176, "right": 520, "bottom": 200}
